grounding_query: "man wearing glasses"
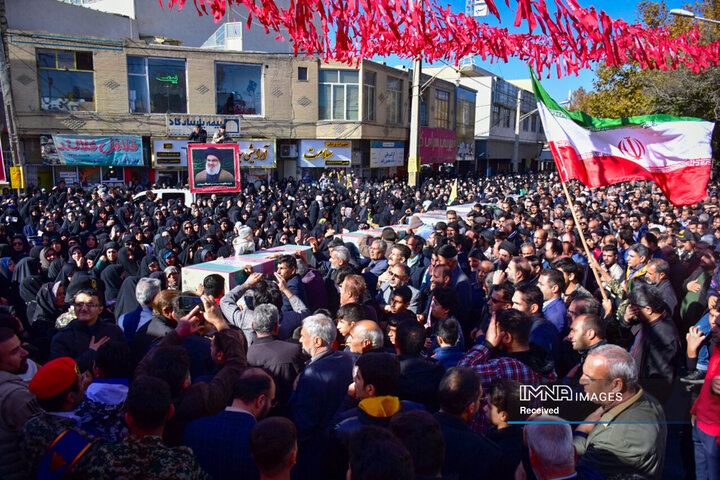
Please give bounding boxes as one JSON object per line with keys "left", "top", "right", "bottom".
{"left": 49, "top": 288, "right": 124, "bottom": 372}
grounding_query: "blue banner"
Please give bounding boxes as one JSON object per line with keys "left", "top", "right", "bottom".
{"left": 52, "top": 135, "right": 144, "bottom": 166}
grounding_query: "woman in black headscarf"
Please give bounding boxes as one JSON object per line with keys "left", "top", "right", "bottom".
{"left": 100, "top": 264, "right": 126, "bottom": 307}
{"left": 39, "top": 247, "right": 58, "bottom": 276}
{"left": 117, "top": 247, "right": 140, "bottom": 277}
{"left": 12, "top": 257, "right": 42, "bottom": 285}
{"left": 55, "top": 262, "right": 77, "bottom": 285}
{"left": 138, "top": 255, "right": 160, "bottom": 278}
{"left": 29, "top": 281, "right": 66, "bottom": 362}
{"left": 9, "top": 235, "right": 29, "bottom": 262}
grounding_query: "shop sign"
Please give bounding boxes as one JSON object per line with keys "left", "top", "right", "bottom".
{"left": 298, "top": 140, "right": 351, "bottom": 168}
{"left": 420, "top": 128, "right": 456, "bottom": 164}
{"left": 238, "top": 140, "right": 275, "bottom": 168}
{"left": 153, "top": 140, "right": 189, "bottom": 168}
{"left": 167, "top": 115, "right": 240, "bottom": 137}
{"left": 51, "top": 135, "right": 144, "bottom": 166}
{"left": 370, "top": 141, "right": 404, "bottom": 168}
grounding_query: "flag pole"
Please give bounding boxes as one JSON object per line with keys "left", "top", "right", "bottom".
{"left": 560, "top": 180, "right": 610, "bottom": 304}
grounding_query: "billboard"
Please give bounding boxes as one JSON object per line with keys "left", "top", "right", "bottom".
{"left": 370, "top": 141, "right": 404, "bottom": 168}
{"left": 298, "top": 140, "right": 351, "bottom": 168}
{"left": 187, "top": 143, "right": 241, "bottom": 193}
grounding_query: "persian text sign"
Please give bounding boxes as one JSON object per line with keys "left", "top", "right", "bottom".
{"left": 167, "top": 115, "right": 241, "bottom": 137}
{"left": 420, "top": 128, "right": 456, "bottom": 164}
{"left": 153, "top": 140, "right": 188, "bottom": 167}
{"left": 238, "top": 140, "right": 275, "bottom": 168}
{"left": 53, "top": 135, "right": 143, "bottom": 166}
{"left": 299, "top": 140, "right": 351, "bottom": 168}
{"left": 370, "top": 141, "right": 404, "bottom": 168}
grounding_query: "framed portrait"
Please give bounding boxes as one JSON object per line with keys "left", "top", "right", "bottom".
{"left": 188, "top": 143, "right": 241, "bottom": 193}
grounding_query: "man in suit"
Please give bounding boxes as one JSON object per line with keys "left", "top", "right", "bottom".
{"left": 182, "top": 368, "right": 275, "bottom": 480}
{"left": 291, "top": 314, "right": 353, "bottom": 476}
{"left": 194, "top": 147, "right": 234, "bottom": 185}
{"left": 377, "top": 263, "right": 423, "bottom": 315}
{"left": 433, "top": 367, "right": 502, "bottom": 480}
{"left": 246, "top": 304, "right": 304, "bottom": 415}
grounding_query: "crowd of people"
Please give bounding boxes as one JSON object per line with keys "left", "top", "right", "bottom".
{"left": 0, "top": 170, "right": 718, "bottom": 479}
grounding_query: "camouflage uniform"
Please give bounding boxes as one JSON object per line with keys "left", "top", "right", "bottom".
{"left": 19, "top": 412, "right": 96, "bottom": 479}
{"left": 81, "top": 435, "right": 210, "bottom": 480}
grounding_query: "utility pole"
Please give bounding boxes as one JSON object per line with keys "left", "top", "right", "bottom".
{"left": 408, "top": 57, "right": 421, "bottom": 187}
{"left": 0, "top": 0, "right": 21, "bottom": 176}
{"left": 512, "top": 87, "right": 521, "bottom": 173}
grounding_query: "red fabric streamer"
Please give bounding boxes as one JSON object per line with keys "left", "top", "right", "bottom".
{"left": 161, "top": 0, "right": 720, "bottom": 77}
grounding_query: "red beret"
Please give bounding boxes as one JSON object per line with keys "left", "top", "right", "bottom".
{"left": 29, "top": 357, "right": 79, "bottom": 399}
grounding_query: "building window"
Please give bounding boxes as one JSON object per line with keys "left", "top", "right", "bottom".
{"left": 435, "top": 90, "right": 449, "bottom": 129}
{"left": 531, "top": 114, "right": 538, "bottom": 132}
{"left": 386, "top": 76, "right": 402, "bottom": 124}
{"left": 216, "top": 62, "right": 263, "bottom": 115}
{"left": 37, "top": 48, "right": 94, "bottom": 111}
{"left": 127, "top": 56, "right": 187, "bottom": 113}
{"left": 457, "top": 88, "right": 473, "bottom": 127}
{"left": 298, "top": 67, "right": 308, "bottom": 81}
{"left": 319, "top": 69, "right": 359, "bottom": 120}
{"left": 492, "top": 105, "right": 500, "bottom": 127}
{"left": 420, "top": 94, "right": 428, "bottom": 126}
{"left": 363, "top": 71, "right": 376, "bottom": 121}
{"left": 503, "top": 107, "right": 511, "bottom": 128}
{"left": 522, "top": 115, "right": 530, "bottom": 131}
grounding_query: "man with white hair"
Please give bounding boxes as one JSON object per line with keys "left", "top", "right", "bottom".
{"left": 525, "top": 416, "right": 578, "bottom": 480}
{"left": 291, "top": 314, "right": 353, "bottom": 476}
{"left": 575, "top": 344, "right": 666, "bottom": 480}
{"left": 233, "top": 224, "right": 256, "bottom": 254}
{"left": 117, "top": 277, "right": 161, "bottom": 343}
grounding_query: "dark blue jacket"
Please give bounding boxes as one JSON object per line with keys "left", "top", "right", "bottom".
{"left": 183, "top": 410, "right": 258, "bottom": 480}
{"left": 291, "top": 349, "right": 353, "bottom": 447}
{"left": 529, "top": 314, "right": 560, "bottom": 363}
{"left": 431, "top": 346, "right": 464, "bottom": 370}
{"left": 281, "top": 274, "right": 307, "bottom": 313}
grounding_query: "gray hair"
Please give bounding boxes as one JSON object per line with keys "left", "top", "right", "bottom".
{"left": 253, "top": 304, "right": 279, "bottom": 335}
{"left": 525, "top": 416, "right": 574, "bottom": 469}
{"left": 371, "top": 239, "right": 387, "bottom": 253}
{"left": 360, "top": 326, "right": 384, "bottom": 350}
{"left": 136, "top": 278, "right": 161, "bottom": 306}
{"left": 333, "top": 246, "right": 350, "bottom": 263}
{"left": 302, "top": 314, "right": 336, "bottom": 346}
{"left": 588, "top": 344, "right": 638, "bottom": 387}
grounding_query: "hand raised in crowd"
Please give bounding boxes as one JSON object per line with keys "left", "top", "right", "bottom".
{"left": 687, "top": 279, "right": 702, "bottom": 293}
{"left": 201, "top": 295, "right": 228, "bottom": 331}
{"left": 88, "top": 335, "right": 110, "bottom": 351}
{"left": 575, "top": 405, "right": 604, "bottom": 435}
{"left": 686, "top": 326, "right": 706, "bottom": 357}
{"left": 175, "top": 305, "right": 204, "bottom": 338}
{"left": 485, "top": 316, "right": 505, "bottom": 348}
{"left": 244, "top": 272, "right": 264, "bottom": 288}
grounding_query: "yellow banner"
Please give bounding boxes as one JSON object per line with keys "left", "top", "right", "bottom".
{"left": 408, "top": 156, "right": 419, "bottom": 173}
{"left": 9, "top": 166, "right": 24, "bottom": 189}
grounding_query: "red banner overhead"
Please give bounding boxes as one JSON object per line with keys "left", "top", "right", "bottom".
{"left": 160, "top": 0, "right": 720, "bottom": 77}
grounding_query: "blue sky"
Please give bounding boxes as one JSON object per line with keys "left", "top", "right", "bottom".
{"left": 379, "top": 0, "right": 690, "bottom": 101}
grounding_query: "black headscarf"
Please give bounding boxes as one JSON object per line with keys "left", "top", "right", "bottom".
{"left": 12, "top": 257, "right": 41, "bottom": 284}
{"left": 117, "top": 247, "right": 139, "bottom": 277}
{"left": 100, "top": 264, "right": 125, "bottom": 304}
{"left": 113, "top": 276, "right": 140, "bottom": 321}
{"left": 19, "top": 275, "right": 43, "bottom": 303}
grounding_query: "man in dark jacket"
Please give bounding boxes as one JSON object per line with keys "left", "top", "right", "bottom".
{"left": 246, "top": 304, "right": 304, "bottom": 415}
{"left": 622, "top": 284, "right": 681, "bottom": 404}
{"left": 275, "top": 254, "right": 308, "bottom": 313}
{"left": 291, "top": 313, "right": 353, "bottom": 477}
{"left": 49, "top": 288, "right": 125, "bottom": 372}
{"left": 395, "top": 319, "right": 445, "bottom": 412}
{"left": 135, "top": 296, "right": 247, "bottom": 446}
{"left": 434, "top": 367, "right": 502, "bottom": 480}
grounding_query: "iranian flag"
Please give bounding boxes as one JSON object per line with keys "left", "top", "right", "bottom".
{"left": 531, "top": 72, "right": 715, "bottom": 206}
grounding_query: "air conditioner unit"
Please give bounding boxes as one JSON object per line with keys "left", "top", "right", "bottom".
{"left": 280, "top": 144, "right": 298, "bottom": 159}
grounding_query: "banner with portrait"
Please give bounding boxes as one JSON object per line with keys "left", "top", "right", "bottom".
{"left": 187, "top": 143, "right": 241, "bottom": 193}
